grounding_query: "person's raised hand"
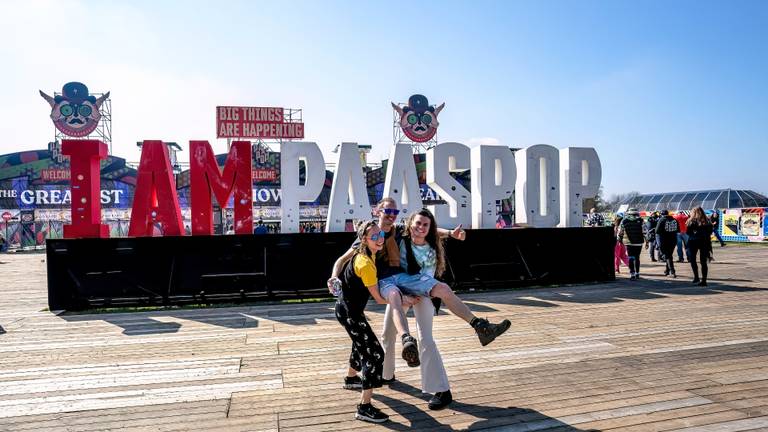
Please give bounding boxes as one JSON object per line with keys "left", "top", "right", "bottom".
{"left": 451, "top": 224, "right": 466, "bottom": 241}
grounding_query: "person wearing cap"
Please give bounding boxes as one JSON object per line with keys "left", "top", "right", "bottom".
{"left": 656, "top": 210, "right": 680, "bottom": 277}
{"left": 617, "top": 208, "right": 647, "bottom": 280}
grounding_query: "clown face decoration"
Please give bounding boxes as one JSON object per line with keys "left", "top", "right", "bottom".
{"left": 40, "top": 82, "right": 109, "bottom": 137}
{"left": 392, "top": 94, "right": 444, "bottom": 143}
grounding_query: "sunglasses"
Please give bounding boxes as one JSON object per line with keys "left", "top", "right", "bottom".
{"left": 382, "top": 208, "right": 400, "bottom": 216}
{"left": 59, "top": 104, "right": 93, "bottom": 117}
{"left": 368, "top": 232, "right": 382, "bottom": 241}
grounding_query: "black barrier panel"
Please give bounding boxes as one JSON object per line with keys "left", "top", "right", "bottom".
{"left": 46, "top": 227, "right": 615, "bottom": 311}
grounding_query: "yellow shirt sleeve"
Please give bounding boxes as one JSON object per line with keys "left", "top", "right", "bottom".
{"left": 353, "top": 254, "right": 378, "bottom": 287}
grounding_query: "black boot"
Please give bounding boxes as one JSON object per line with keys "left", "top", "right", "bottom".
{"left": 472, "top": 318, "right": 511, "bottom": 346}
{"left": 401, "top": 334, "right": 420, "bottom": 367}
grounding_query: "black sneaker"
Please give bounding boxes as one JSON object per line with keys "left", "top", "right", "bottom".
{"left": 401, "top": 335, "right": 420, "bottom": 367}
{"left": 692, "top": 278, "right": 700, "bottom": 285}
{"left": 473, "top": 318, "right": 511, "bottom": 346}
{"left": 355, "top": 403, "right": 389, "bottom": 423}
{"left": 428, "top": 390, "right": 453, "bottom": 410}
{"left": 343, "top": 375, "right": 362, "bottom": 390}
{"left": 698, "top": 280, "right": 708, "bottom": 287}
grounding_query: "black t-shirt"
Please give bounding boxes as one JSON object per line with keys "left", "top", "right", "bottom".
{"left": 338, "top": 253, "right": 374, "bottom": 316}
{"left": 350, "top": 223, "right": 405, "bottom": 278}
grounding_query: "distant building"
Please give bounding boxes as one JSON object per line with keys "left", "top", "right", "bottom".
{"left": 617, "top": 189, "right": 768, "bottom": 213}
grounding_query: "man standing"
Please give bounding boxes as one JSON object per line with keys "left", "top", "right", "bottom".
{"left": 656, "top": 210, "right": 680, "bottom": 277}
{"left": 673, "top": 211, "right": 690, "bottom": 262}
{"left": 618, "top": 208, "right": 647, "bottom": 280}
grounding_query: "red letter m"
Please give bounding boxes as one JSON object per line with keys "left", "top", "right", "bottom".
{"left": 190, "top": 141, "right": 253, "bottom": 235}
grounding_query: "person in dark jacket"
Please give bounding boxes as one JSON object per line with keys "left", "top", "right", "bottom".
{"left": 618, "top": 208, "right": 647, "bottom": 280}
{"left": 655, "top": 210, "right": 680, "bottom": 277}
{"left": 645, "top": 211, "right": 660, "bottom": 262}
{"left": 710, "top": 212, "right": 726, "bottom": 247}
{"left": 687, "top": 207, "right": 714, "bottom": 286}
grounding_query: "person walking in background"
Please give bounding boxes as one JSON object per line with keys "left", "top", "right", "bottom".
{"left": 656, "top": 210, "right": 680, "bottom": 277}
{"left": 618, "top": 208, "right": 647, "bottom": 280}
{"left": 646, "top": 211, "right": 660, "bottom": 262}
{"left": 613, "top": 213, "right": 629, "bottom": 273}
{"left": 674, "top": 211, "right": 690, "bottom": 262}
{"left": 710, "top": 211, "right": 726, "bottom": 247}
{"left": 587, "top": 208, "right": 605, "bottom": 227}
{"left": 687, "top": 207, "right": 714, "bottom": 286}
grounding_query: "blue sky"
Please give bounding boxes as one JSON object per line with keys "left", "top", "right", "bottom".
{"left": 2, "top": 0, "right": 766, "bottom": 198}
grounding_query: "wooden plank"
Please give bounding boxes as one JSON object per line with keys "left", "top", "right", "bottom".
{"left": 0, "top": 246, "right": 767, "bottom": 431}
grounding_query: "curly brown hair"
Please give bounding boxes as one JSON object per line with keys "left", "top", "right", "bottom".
{"left": 402, "top": 208, "right": 446, "bottom": 277}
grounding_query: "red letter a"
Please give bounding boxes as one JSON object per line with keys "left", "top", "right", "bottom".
{"left": 62, "top": 139, "right": 109, "bottom": 238}
{"left": 190, "top": 140, "right": 253, "bottom": 235}
{"left": 128, "top": 140, "right": 184, "bottom": 237}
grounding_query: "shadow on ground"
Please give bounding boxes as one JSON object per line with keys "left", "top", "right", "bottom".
{"left": 374, "top": 380, "right": 594, "bottom": 431}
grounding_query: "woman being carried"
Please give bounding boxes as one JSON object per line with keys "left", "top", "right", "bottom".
{"left": 379, "top": 208, "right": 512, "bottom": 352}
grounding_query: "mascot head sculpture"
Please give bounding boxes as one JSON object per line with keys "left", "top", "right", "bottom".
{"left": 40, "top": 82, "right": 109, "bottom": 137}
{"left": 392, "top": 94, "right": 444, "bottom": 143}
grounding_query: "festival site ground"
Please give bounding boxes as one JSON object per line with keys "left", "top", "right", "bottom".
{"left": 0, "top": 245, "right": 767, "bottom": 431}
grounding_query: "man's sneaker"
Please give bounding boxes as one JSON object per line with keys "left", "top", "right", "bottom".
{"left": 381, "top": 375, "right": 396, "bottom": 385}
{"left": 401, "top": 335, "right": 420, "bottom": 367}
{"left": 692, "top": 278, "right": 700, "bottom": 285}
{"left": 663, "top": 269, "right": 670, "bottom": 276}
{"left": 355, "top": 403, "right": 389, "bottom": 423}
{"left": 630, "top": 273, "right": 636, "bottom": 281}
{"left": 343, "top": 375, "right": 362, "bottom": 390}
{"left": 428, "top": 390, "right": 453, "bottom": 410}
{"left": 473, "top": 318, "right": 511, "bottom": 346}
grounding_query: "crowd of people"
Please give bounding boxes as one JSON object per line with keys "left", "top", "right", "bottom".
{"left": 327, "top": 198, "right": 512, "bottom": 423}
{"left": 588, "top": 206, "right": 724, "bottom": 286}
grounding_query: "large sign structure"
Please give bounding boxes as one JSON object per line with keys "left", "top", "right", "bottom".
{"left": 40, "top": 82, "right": 109, "bottom": 138}
{"left": 61, "top": 139, "right": 601, "bottom": 237}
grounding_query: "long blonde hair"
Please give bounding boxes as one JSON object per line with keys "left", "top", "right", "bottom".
{"left": 687, "top": 207, "right": 708, "bottom": 227}
{"left": 402, "top": 208, "right": 446, "bottom": 277}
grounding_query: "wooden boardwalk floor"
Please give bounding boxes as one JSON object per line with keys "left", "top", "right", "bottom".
{"left": 0, "top": 245, "right": 767, "bottom": 431}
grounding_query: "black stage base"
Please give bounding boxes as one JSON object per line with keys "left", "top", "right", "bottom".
{"left": 46, "top": 227, "right": 615, "bottom": 311}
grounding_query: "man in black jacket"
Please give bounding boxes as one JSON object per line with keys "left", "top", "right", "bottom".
{"left": 618, "top": 208, "right": 647, "bottom": 280}
{"left": 656, "top": 210, "right": 680, "bottom": 277}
